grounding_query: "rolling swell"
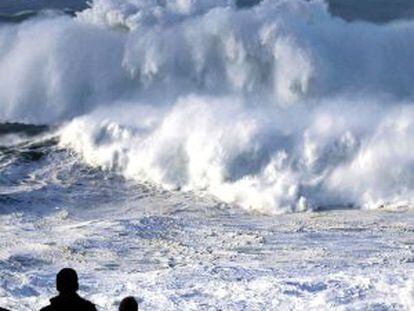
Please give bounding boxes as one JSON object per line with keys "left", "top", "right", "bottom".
{"left": 0, "top": 11, "right": 38, "bottom": 23}
{"left": 0, "top": 122, "right": 129, "bottom": 214}
{"left": 0, "top": 123, "right": 49, "bottom": 137}
{"left": 0, "top": 123, "right": 56, "bottom": 171}
{"left": 0, "top": 0, "right": 88, "bottom": 15}
{"left": 0, "top": 9, "right": 80, "bottom": 24}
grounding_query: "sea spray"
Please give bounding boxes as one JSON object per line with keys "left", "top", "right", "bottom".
{"left": 1, "top": 0, "right": 414, "bottom": 212}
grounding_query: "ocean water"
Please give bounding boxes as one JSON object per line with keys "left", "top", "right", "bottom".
{"left": 0, "top": 0, "right": 413, "bottom": 310}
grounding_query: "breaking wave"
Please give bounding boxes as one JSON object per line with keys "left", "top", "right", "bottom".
{"left": 1, "top": 0, "right": 414, "bottom": 213}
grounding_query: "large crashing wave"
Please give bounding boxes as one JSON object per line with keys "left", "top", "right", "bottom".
{"left": 1, "top": 0, "right": 414, "bottom": 213}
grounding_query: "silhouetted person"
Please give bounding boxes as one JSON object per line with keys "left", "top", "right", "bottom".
{"left": 119, "top": 296, "right": 138, "bottom": 311}
{"left": 40, "top": 268, "right": 97, "bottom": 311}
{"left": 0, "top": 307, "right": 10, "bottom": 311}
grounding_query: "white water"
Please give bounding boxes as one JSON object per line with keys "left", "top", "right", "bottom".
{"left": 2, "top": 0, "right": 414, "bottom": 213}
{"left": 1, "top": 2, "right": 414, "bottom": 310}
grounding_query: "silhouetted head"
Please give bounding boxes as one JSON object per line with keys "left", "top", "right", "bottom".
{"left": 119, "top": 296, "right": 138, "bottom": 311}
{"left": 56, "top": 268, "right": 79, "bottom": 294}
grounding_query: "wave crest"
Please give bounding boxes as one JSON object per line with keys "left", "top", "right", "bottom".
{"left": 1, "top": 0, "right": 414, "bottom": 212}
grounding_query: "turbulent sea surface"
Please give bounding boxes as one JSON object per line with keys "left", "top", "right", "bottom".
{"left": 0, "top": 0, "right": 414, "bottom": 310}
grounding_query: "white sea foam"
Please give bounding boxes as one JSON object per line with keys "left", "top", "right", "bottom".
{"left": 1, "top": 0, "right": 414, "bottom": 212}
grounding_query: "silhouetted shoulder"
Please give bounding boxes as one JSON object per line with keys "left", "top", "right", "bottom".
{"left": 40, "top": 268, "right": 97, "bottom": 311}
{"left": 0, "top": 307, "right": 10, "bottom": 311}
{"left": 83, "top": 299, "right": 97, "bottom": 311}
{"left": 39, "top": 294, "right": 97, "bottom": 311}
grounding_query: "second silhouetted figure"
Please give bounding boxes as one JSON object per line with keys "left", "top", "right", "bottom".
{"left": 119, "top": 296, "right": 138, "bottom": 311}
{"left": 40, "top": 268, "right": 97, "bottom": 311}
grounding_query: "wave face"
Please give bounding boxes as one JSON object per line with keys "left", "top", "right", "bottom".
{"left": 1, "top": 0, "right": 414, "bottom": 213}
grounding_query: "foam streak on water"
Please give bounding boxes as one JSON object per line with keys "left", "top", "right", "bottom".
{"left": 0, "top": 142, "right": 413, "bottom": 310}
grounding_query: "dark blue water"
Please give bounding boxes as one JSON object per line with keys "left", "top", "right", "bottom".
{"left": 0, "top": 0, "right": 87, "bottom": 14}
{"left": 1, "top": 0, "right": 414, "bottom": 23}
